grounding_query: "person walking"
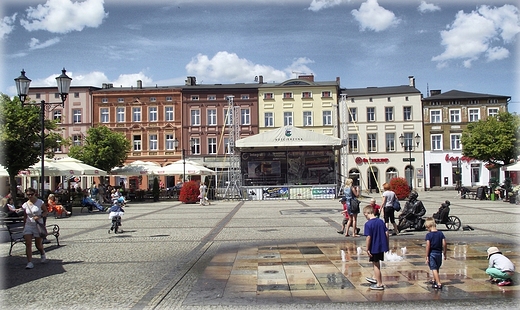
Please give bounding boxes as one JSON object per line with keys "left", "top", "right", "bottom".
{"left": 343, "top": 178, "right": 360, "bottom": 237}
{"left": 381, "top": 182, "right": 399, "bottom": 235}
{"left": 199, "top": 182, "right": 207, "bottom": 206}
{"left": 425, "top": 217, "right": 447, "bottom": 289}
{"left": 20, "top": 187, "right": 48, "bottom": 269}
{"left": 363, "top": 205, "right": 389, "bottom": 290}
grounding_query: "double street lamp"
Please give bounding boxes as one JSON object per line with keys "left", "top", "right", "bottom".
{"left": 15, "top": 69, "right": 72, "bottom": 198}
{"left": 399, "top": 133, "right": 421, "bottom": 191}
{"left": 173, "top": 137, "right": 195, "bottom": 183}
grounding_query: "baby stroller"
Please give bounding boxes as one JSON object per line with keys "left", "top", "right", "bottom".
{"left": 108, "top": 201, "right": 124, "bottom": 234}
{"left": 82, "top": 196, "right": 106, "bottom": 213}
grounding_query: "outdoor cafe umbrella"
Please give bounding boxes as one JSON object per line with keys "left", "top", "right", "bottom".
{"left": 55, "top": 157, "right": 107, "bottom": 176}
{"left": 110, "top": 160, "right": 161, "bottom": 176}
{"left": 0, "top": 164, "right": 9, "bottom": 177}
{"left": 504, "top": 162, "right": 520, "bottom": 172}
{"left": 153, "top": 161, "right": 216, "bottom": 176}
{"left": 21, "top": 158, "right": 73, "bottom": 176}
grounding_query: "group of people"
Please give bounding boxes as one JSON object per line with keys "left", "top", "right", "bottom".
{"left": 338, "top": 179, "right": 515, "bottom": 291}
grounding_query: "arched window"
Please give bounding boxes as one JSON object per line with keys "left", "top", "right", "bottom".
{"left": 386, "top": 167, "right": 398, "bottom": 183}
{"left": 348, "top": 168, "right": 360, "bottom": 187}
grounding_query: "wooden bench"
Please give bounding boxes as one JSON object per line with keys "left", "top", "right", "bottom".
{"left": 5, "top": 221, "right": 60, "bottom": 256}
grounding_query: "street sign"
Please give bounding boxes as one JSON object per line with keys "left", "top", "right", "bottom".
{"left": 403, "top": 158, "right": 415, "bottom": 162}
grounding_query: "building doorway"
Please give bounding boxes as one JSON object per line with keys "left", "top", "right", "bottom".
{"left": 367, "top": 167, "right": 379, "bottom": 193}
{"left": 429, "top": 163, "right": 441, "bottom": 188}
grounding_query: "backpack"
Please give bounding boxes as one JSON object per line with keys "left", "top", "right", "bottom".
{"left": 392, "top": 197, "right": 401, "bottom": 211}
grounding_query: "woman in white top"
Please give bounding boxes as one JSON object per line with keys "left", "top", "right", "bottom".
{"left": 21, "top": 188, "right": 48, "bottom": 269}
{"left": 381, "top": 182, "right": 399, "bottom": 235}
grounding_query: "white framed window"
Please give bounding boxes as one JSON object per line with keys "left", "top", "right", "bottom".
{"left": 451, "top": 134, "right": 461, "bottom": 150}
{"left": 166, "top": 96, "right": 173, "bottom": 102}
{"left": 264, "top": 93, "right": 274, "bottom": 99}
{"left": 302, "top": 91, "right": 312, "bottom": 99}
{"left": 283, "top": 92, "right": 293, "bottom": 99}
{"left": 165, "top": 134, "right": 175, "bottom": 150}
{"left": 208, "top": 137, "right": 217, "bottom": 154}
{"left": 191, "top": 95, "right": 199, "bottom": 101}
{"left": 100, "top": 108, "right": 109, "bottom": 123}
{"left": 207, "top": 95, "right": 216, "bottom": 100}
{"left": 192, "top": 138, "right": 200, "bottom": 155}
{"left": 224, "top": 138, "right": 233, "bottom": 154}
{"left": 241, "top": 108, "right": 250, "bottom": 125}
{"left": 116, "top": 107, "right": 125, "bottom": 123}
{"left": 468, "top": 108, "right": 480, "bottom": 122}
{"left": 488, "top": 108, "right": 499, "bottom": 117}
{"left": 73, "top": 109, "right": 82, "bottom": 123}
{"left": 284, "top": 112, "right": 293, "bottom": 126}
{"left": 322, "top": 91, "right": 331, "bottom": 98}
{"left": 133, "top": 135, "right": 142, "bottom": 151}
{"left": 150, "top": 97, "right": 156, "bottom": 102}
{"left": 101, "top": 98, "right": 108, "bottom": 103}
{"left": 348, "top": 134, "right": 358, "bottom": 153}
{"left": 207, "top": 109, "right": 217, "bottom": 126}
{"left": 386, "top": 167, "right": 398, "bottom": 183}
{"left": 191, "top": 109, "right": 201, "bottom": 126}
{"left": 367, "top": 107, "right": 375, "bottom": 122}
{"left": 165, "top": 106, "right": 174, "bottom": 121}
{"left": 403, "top": 106, "right": 412, "bottom": 121}
{"left": 72, "top": 135, "right": 82, "bottom": 146}
{"left": 367, "top": 133, "right": 377, "bottom": 152}
{"left": 385, "top": 107, "right": 394, "bottom": 121}
{"left": 450, "top": 109, "right": 461, "bottom": 123}
{"left": 53, "top": 110, "right": 62, "bottom": 123}
{"left": 149, "top": 107, "right": 158, "bottom": 122}
{"left": 74, "top": 92, "right": 79, "bottom": 98}
{"left": 488, "top": 99, "right": 498, "bottom": 104}
{"left": 430, "top": 110, "right": 441, "bottom": 123}
{"left": 241, "top": 94, "right": 249, "bottom": 100}
{"left": 149, "top": 134, "right": 158, "bottom": 150}
{"left": 118, "top": 98, "right": 124, "bottom": 103}
{"left": 54, "top": 140, "right": 61, "bottom": 153}
{"left": 403, "top": 132, "right": 414, "bottom": 148}
{"left": 264, "top": 112, "right": 274, "bottom": 127}
{"left": 303, "top": 111, "right": 312, "bottom": 126}
{"left": 431, "top": 134, "right": 442, "bottom": 151}
{"left": 386, "top": 133, "right": 395, "bottom": 152}
{"left": 224, "top": 108, "right": 233, "bottom": 125}
{"left": 348, "top": 108, "right": 357, "bottom": 122}
{"left": 323, "top": 111, "right": 332, "bottom": 126}
{"left": 132, "top": 107, "right": 141, "bottom": 122}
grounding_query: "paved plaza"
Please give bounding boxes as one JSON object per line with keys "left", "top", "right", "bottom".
{"left": 1, "top": 190, "right": 519, "bottom": 309}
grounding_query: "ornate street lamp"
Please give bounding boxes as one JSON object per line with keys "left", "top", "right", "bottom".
{"left": 15, "top": 68, "right": 72, "bottom": 198}
{"left": 399, "top": 133, "right": 421, "bottom": 190}
{"left": 173, "top": 137, "right": 195, "bottom": 183}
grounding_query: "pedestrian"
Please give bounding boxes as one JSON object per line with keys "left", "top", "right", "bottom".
{"left": 20, "top": 187, "right": 48, "bottom": 269}
{"left": 363, "top": 205, "right": 389, "bottom": 290}
{"left": 381, "top": 182, "right": 399, "bottom": 235}
{"left": 337, "top": 197, "right": 349, "bottom": 236}
{"left": 486, "top": 246, "right": 515, "bottom": 286}
{"left": 424, "top": 217, "right": 447, "bottom": 289}
{"left": 199, "top": 182, "right": 207, "bottom": 206}
{"left": 369, "top": 198, "right": 381, "bottom": 218}
{"left": 343, "top": 178, "right": 360, "bottom": 237}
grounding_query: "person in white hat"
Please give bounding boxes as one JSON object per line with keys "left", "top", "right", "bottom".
{"left": 486, "top": 246, "right": 515, "bottom": 286}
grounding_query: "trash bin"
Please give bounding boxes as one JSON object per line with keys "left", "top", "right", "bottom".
{"left": 490, "top": 193, "right": 495, "bottom": 201}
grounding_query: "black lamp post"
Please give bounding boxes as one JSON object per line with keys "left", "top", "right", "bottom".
{"left": 399, "top": 133, "right": 421, "bottom": 191}
{"left": 15, "top": 68, "right": 72, "bottom": 198}
{"left": 173, "top": 137, "right": 195, "bottom": 183}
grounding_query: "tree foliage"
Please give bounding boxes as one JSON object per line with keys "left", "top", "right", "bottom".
{"left": 0, "top": 94, "right": 63, "bottom": 198}
{"left": 461, "top": 112, "right": 520, "bottom": 167}
{"left": 68, "top": 126, "right": 131, "bottom": 174}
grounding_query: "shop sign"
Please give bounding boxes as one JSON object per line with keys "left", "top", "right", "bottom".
{"left": 445, "top": 154, "right": 473, "bottom": 163}
{"left": 355, "top": 157, "right": 389, "bottom": 165}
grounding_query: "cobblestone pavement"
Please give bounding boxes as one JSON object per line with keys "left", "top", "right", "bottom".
{"left": 1, "top": 190, "right": 519, "bottom": 309}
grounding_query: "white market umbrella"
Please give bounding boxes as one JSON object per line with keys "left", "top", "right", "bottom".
{"left": 21, "top": 159, "right": 73, "bottom": 176}
{"left": 55, "top": 157, "right": 107, "bottom": 176}
{"left": 504, "top": 162, "right": 520, "bottom": 172}
{"left": 153, "top": 162, "right": 216, "bottom": 176}
{"left": 1, "top": 164, "right": 9, "bottom": 177}
{"left": 110, "top": 160, "right": 161, "bottom": 176}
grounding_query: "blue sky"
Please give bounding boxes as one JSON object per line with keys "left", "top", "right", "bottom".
{"left": 1, "top": 0, "right": 519, "bottom": 112}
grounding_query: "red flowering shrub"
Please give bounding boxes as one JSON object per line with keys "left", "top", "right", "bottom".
{"left": 390, "top": 177, "right": 410, "bottom": 200}
{"left": 179, "top": 181, "right": 200, "bottom": 204}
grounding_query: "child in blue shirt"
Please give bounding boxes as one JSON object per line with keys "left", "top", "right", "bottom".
{"left": 425, "top": 217, "right": 447, "bottom": 289}
{"left": 363, "top": 205, "right": 389, "bottom": 290}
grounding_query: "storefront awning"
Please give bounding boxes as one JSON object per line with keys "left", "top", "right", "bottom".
{"left": 236, "top": 126, "right": 342, "bottom": 149}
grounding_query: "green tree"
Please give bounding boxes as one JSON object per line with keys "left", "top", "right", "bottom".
{"left": 461, "top": 112, "right": 520, "bottom": 168}
{"left": 68, "top": 126, "right": 131, "bottom": 178}
{"left": 0, "top": 94, "right": 63, "bottom": 199}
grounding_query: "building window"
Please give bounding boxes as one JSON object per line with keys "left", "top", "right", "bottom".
{"left": 303, "top": 111, "right": 312, "bottom": 126}
{"left": 73, "top": 109, "right": 82, "bottom": 123}
{"left": 118, "top": 98, "right": 124, "bottom": 103}
{"left": 100, "top": 108, "right": 109, "bottom": 123}
{"left": 224, "top": 108, "right": 233, "bottom": 125}
{"left": 133, "top": 135, "right": 142, "bottom": 151}
{"left": 471, "top": 163, "right": 481, "bottom": 183}
{"left": 369, "top": 98, "right": 373, "bottom": 102}
{"left": 283, "top": 92, "right": 293, "bottom": 99}
{"left": 54, "top": 140, "right": 61, "bottom": 153}
{"left": 430, "top": 101, "right": 441, "bottom": 106}
{"left": 322, "top": 91, "right": 331, "bottom": 98}
{"left": 54, "top": 93, "right": 60, "bottom": 99}
{"left": 207, "top": 95, "right": 216, "bottom": 100}
{"left": 431, "top": 134, "right": 442, "bottom": 151}
{"left": 405, "top": 96, "right": 409, "bottom": 101}
{"left": 488, "top": 108, "right": 499, "bottom": 117}
{"left": 132, "top": 107, "right": 141, "bottom": 122}
{"left": 241, "top": 108, "right": 250, "bottom": 125}
{"left": 387, "top": 97, "right": 391, "bottom": 102}
{"left": 264, "top": 112, "right": 274, "bottom": 127}
{"left": 148, "top": 97, "right": 155, "bottom": 102}
{"left": 488, "top": 99, "right": 498, "bottom": 104}
{"left": 386, "top": 133, "right": 395, "bottom": 152}
{"left": 302, "top": 91, "right": 312, "bottom": 99}
{"left": 284, "top": 112, "right": 293, "bottom": 126}
{"left": 208, "top": 109, "right": 217, "bottom": 126}
{"left": 101, "top": 98, "right": 108, "bottom": 103}
{"left": 450, "top": 109, "right": 461, "bottom": 123}
{"left": 385, "top": 107, "right": 394, "bottom": 121}
{"left": 241, "top": 94, "right": 249, "bottom": 100}
{"left": 367, "top": 107, "right": 375, "bottom": 122}
{"left": 191, "top": 95, "right": 199, "bottom": 101}
{"left": 191, "top": 109, "right": 201, "bottom": 126}
{"left": 367, "top": 133, "right": 377, "bottom": 152}
{"left": 53, "top": 110, "right": 62, "bottom": 123}
{"left": 224, "top": 138, "right": 232, "bottom": 154}
{"left": 386, "top": 167, "right": 398, "bottom": 183}
{"left": 451, "top": 134, "right": 461, "bottom": 150}
{"left": 149, "top": 107, "right": 158, "bottom": 122}
{"left": 350, "top": 98, "right": 355, "bottom": 103}
{"left": 403, "top": 132, "right": 414, "bottom": 148}
{"left": 165, "top": 134, "right": 175, "bottom": 150}
{"left": 149, "top": 134, "right": 158, "bottom": 151}
{"left": 323, "top": 111, "right": 332, "bottom": 126}
{"left": 166, "top": 96, "right": 173, "bottom": 102}
{"left": 348, "top": 134, "right": 359, "bottom": 153}
{"left": 36, "top": 93, "right": 41, "bottom": 99}
{"left": 264, "top": 93, "right": 274, "bottom": 99}
{"left": 348, "top": 108, "right": 357, "bottom": 122}
{"left": 430, "top": 110, "right": 441, "bottom": 123}
{"left": 468, "top": 108, "right": 480, "bottom": 122}
{"left": 165, "top": 106, "right": 174, "bottom": 121}
{"left": 449, "top": 100, "right": 460, "bottom": 105}
{"left": 208, "top": 138, "right": 217, "bottom": 154}
{"left": 403, "top": 106, "right": 412, "bottom": 121}
{"left": 72, "top": 135, "right": 82, "bottom": 146}
{"left": 116, "top": 107, "right": 125, "bottom": 122}
{"left": 192, "top": 138, "right": 200, "bottom": 155}
{"left": 468, "top": 100, "right": 479, "bottom": 105}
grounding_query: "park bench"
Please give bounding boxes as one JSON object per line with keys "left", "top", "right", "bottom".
{"left": 4, "top": 221, "right": 60, "bottom": 256}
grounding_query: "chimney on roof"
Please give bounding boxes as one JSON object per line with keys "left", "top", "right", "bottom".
{"left": 102, "top": 83, "right": 107, "bottom": 89}
{"left": 185, "top": 76, "right": 196, "bottom": 86}
{"left": 336, "top": 77, "right": 340, "bottom": 85}
{"left": 258, "top": 75, "right": 263, "bottom": 84}
{"left": 137, "top": 80, "right": 142, "bottom": 89}
{"left": 299, "top": 74, "right": 314, "bottom": 82}
{"left": 108, "top": 83, "right": 113, "bottom": 88}
{"left": 408, "top": 76, "right": 415, "bottom": 87}
{"left": 430, "top": 89, "right": 441, "bottom": 96}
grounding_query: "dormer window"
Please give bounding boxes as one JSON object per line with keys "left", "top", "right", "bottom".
{"left": 302, "top": 91, "right": 312, "bottom": 99}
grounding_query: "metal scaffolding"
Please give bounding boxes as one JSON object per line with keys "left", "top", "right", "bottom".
{"left": 224, "top": 95, "right": 242, "bottom": 199}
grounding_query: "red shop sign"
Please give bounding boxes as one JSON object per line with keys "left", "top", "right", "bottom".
{"left": 355, "top": 157, "right": 389, "bottom": 165}
{"left": 445, "top": 154, "right": 473, "bottom": 163}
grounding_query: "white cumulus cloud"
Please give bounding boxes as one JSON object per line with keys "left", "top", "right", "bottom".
{"left": 308, "top": 0, "right": 345, "bottom": 12}
{"left": 20, "top": 0, "right": 108, "bottom": 34}
{"left": 351, "top": 0, "right": 400, "bottom": 32}
{"left": 432, "top": 4, "right": 520, "bottom": 68}
{"left": 418, "top": 1, "right": 441, "bottom": 13}
{"left": 0, "top": 13, "right": 17, "bottom": 40}
{"left": 28, "top": 37, "right": 61, "bottom": 50}
{"left": 112, "top": 73, "right": 153, "bottom": 88}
